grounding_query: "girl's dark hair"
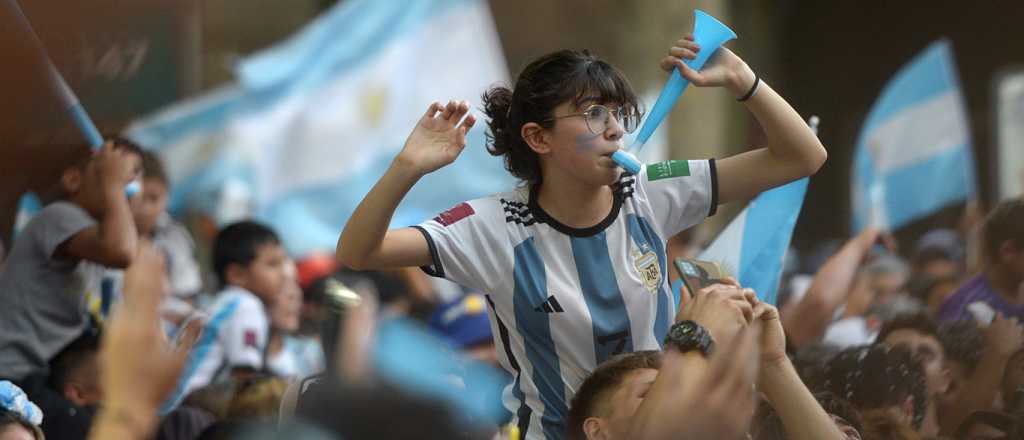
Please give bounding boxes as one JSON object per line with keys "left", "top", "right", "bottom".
{"left": 482, "top": 49, "right": 640, "bottom": 184}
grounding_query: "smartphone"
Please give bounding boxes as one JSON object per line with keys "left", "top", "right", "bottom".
{"left": 674, "top": 259, "right": 726, "bottom": 295}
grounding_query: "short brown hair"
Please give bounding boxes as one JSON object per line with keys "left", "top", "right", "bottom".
{"left": 140, "top": 150, "right": 168, "bottom": 185}
{"left": 983, "top": 198, "right": 1024, "bottom": 263}
{"left": 566, "top": 350, "right": 661, "bottom": 440}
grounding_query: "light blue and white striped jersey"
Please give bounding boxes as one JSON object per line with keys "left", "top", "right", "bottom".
{"left": 415, "top": 160, "right": 716, "bottom": 440}
{"left": 166, "top": 286, "right": 271, "bottom": 410}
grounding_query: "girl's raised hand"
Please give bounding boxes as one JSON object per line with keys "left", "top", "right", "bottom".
{"left": 395, "top": 100, "right": 477, "bottom": 175}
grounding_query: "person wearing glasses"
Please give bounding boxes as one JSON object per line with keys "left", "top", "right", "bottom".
{"left": 337, "top": 33, "right": 826, "bottom": 440}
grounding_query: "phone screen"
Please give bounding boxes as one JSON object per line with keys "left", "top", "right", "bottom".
{"left": 674, "top": 259, "right": 725, "bottom": 295}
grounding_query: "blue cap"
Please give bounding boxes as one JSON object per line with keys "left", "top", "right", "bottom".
{"left": 428, "top": 294, "right": 493, "bottom": 348}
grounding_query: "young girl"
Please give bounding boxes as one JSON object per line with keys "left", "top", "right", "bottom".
{"left": 338, "top": 34, "right": 826, "bottom": 439}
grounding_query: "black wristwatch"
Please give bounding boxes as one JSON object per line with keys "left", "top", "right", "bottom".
{"left": 664, "top": 320, "right": 715, "bottom": 356}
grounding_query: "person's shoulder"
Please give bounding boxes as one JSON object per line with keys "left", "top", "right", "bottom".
{"left": 469, "top": 190, "right": 524, "bottom": 212}
{"left": 429, "top": 190, "right": 521, "bottom": 227}
{"left": 154, "top": 214, "right": 196, "bottom": 244}
{"left": 211, "top": 286, "right": 267, "bottom": 316}
{"left": 26, "top": 201, "right": 94, "bottom": 228}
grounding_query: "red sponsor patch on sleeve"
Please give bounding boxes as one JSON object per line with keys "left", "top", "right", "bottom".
{"left": 244, "top": 329, "right": 258, "bottom": 348}
{"left": 433, "top": 202, "right": 475, "bottom": 226}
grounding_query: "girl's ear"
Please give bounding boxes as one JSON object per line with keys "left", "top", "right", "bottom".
{"left": 522, "top": 122, "right": 551, "bottom": 155}
{"left": 61, "top": 167, "right": 83, "bottom": 195}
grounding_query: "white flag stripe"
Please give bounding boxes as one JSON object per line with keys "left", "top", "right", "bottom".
{"left": 698, "top": 209, "right": 746, "bottom": 278}
{"left": 866, "top": 91, "right": 969, "bottom": 173}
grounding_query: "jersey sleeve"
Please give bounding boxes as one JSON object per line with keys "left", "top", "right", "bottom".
{"left": 220, "top": 296, "right": 269, "bottom": 371}
{"left": 412, "top": 199, "right": 507, "bottom": 293}
{"left": 35, "top": 202, "right": 98, "bottom": 259}
{"left": 634, "top": 159, "right": 717, "bottom": 238}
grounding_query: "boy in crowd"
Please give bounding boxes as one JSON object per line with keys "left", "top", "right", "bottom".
{"left": 939, "top": 198, "right": 1024, "bottom": 322}
{"left": 130, "top": 150, "right": 203, "bottom": 324}
{"left": 166, "top": 221, "right": 291, "bottom": 408}
{"left": 873, "top": 313, "right": 950, "bottom": 436}
{"left": 36, "top": 322, "right": 103, "bottom": 439}
{"left": 0, "top": 139, "right": 141, "bottom": 383}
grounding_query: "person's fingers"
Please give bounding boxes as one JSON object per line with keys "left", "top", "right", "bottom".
{"left": 669, "top": 46, "right": 698, "bottom": 60}
{"left": 673, "top": 37, "right": 700, "bottom": 52}
{"left": 174, "top": 319, "right": 204, "bottom": 354}
{"left": 449, "top": 100, "right": 471, "bottom": 127}
{"left": 731, "top": 298, "right": 754, "bottom": 324}
{"left": 677, "top": 34, "right": 695, "bottom": 45}
{"left": 741, "top": 288, "right": 758, "bottom": 306}
{"left": 675, "top": 60, "right": 705, "bottom": 85}
{"left": 696, "top": 283, "right": 722, "bottom": 298}
{"left": 659, "top": 56, "right": 679, "bottom": 72}
{"left": 423, "top": 101, "right": 441, "bottom": 119}
{"left": 718, "top": 286, "right": 747, "bottom": 301}
{"left": 756, "top": 303, "right": 781, "bottom": 323}
{"left": 458, "top": 114, "right": 477, "bottom": 144}
{"left": 719, "top": 276, "right": 740, "bottom": 287}
{"left": 441, "top": 100, "right": 458, "bottom": 120}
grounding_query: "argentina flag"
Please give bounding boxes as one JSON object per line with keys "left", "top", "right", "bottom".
{"left": 125, "top": 0, "right": 512, "bottom": 256}
{"left": 699, "top": 177, "right": 809, "bottom": 305}
{"left": 851, "top": 39, "right": 977, "bottom": 232}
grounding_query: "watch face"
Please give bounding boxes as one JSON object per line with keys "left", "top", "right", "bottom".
{"left": 679, "top": 322, "right": 695, "bottom": 335}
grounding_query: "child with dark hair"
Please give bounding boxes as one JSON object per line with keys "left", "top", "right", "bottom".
{"left": 0, "top": 139, "right": 140, "bottom": 383}
{"left": 166, "top": 220, "right": 291, "bottom": 409}
{"left": 130, "top": 150, "right": 203, "bottom": 324}
{"left": 939, "top": 198, "right": 1024, "bottom": 322}
{"left": 818, "top": 345, "right": 928, "bottom": 433}
{"left": 874, "top": 312, "right": 950, "bottom": 436}
{"left": 936, "top": 316, "right": 1024, "bottom": 436}
{"left": 339, "top": 31, "right": 826, "bottom": 439}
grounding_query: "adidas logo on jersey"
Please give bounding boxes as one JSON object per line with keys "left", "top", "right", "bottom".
{"left": 534, "top": 295, "right": 564, "bottom": 313}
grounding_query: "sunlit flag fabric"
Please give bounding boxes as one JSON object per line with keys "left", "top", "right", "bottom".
{"left": 698, "top": 177, "right": 809, "bottom": 306}
{"left": 125, "top": 0, "right": 512, "bottom": 256}
{"left": 851, "top": 39, "right": 977, "bottom": 232}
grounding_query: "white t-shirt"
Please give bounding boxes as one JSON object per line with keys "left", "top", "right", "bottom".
{"left": 168, "top": 286, "right": 270, "bottom": 407}
{"left": 415, "top": 160, "right": 717, "bottom": 440}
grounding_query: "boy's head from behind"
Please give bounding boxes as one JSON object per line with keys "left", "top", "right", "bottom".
{"left": 48, "top": 322, "right": 103, "bottom": 407}
{"left": 213, "top": 221, "right": 288, "bottom": 303}
{"left": 130, "top": 150, "right": 170, "bottom": 236}
{"left": 59, "top": 136, "right": 144, "bottom": 217}
{"left": 982, "top": 198, "right": 1024, "bottom": 280}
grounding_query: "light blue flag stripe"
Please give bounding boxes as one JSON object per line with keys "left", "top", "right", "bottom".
{"left": 852, "top": 39, "right": 976, "bottom": 232}
{"left": 701, "top": 177, "right": 808, "bottom": 305}
{"left": 738, "top": 178, "right": 808, "bottom": 305}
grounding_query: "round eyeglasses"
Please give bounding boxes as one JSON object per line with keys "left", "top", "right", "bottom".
{"left": 543, "top": 104, "right": 642, "bottom": 134}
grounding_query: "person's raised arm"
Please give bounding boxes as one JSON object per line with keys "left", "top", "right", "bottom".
{"left": 626, "top": 284, "right": 758, "bottom": 439}
{"left": 60, "top": 141, "right": 139, "bottom": 268}
{"left": 662, "top": 35, "right": 827, "bottom": 204}
{"left": 754, "top": 302, "right": 846, "bottom": 440}
{"left": 336, "top": 100, "right": 476, "bottom": 270}
{"left": 783, "top": 228, "right": 886, "bottom": 348}
{"left": 88, "top": 243, "right": 201, "bottom": 440}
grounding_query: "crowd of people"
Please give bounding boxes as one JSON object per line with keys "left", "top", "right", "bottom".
{"left": 0, "top": 30, "right": 1022, "bottom": 440}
